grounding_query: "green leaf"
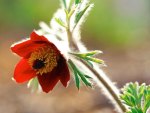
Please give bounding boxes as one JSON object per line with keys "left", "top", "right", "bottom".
{"left": 68, "top": 60, "right": 80, "bottom": 89}
{"left": 85, "top": 50, "right": 102, "bottom": 56}
{"left": 85, "top": 60, "right": 93, "bottom": 68}
{"left": 70, "top": 50, "right": 102, "bottom": 57}
{"left": 61, "top": 0, "right": 67, "bottom": 9}
{"left": 68, "top": 0, "right": 74, "bottom": 12}
{"left": 75, "top": 4, "right": 90, "bottom": 24}
{"left": 68, "top": 59, "right": 93, "bottom": 89}
{"left": 84, "top": 75, "right": 92, "bottom": 79}
{"left": 138, "top": 84, "right": 145, "bottom": 104}
{"left": 144, "top": 100, "right": 150, "bottom": 113}
{"left": 134, "top": 108, "right": 143, "bottom": 113}
{"left": 68, "top": 6, "right": 76, "bottom": 19}
{"left": 74, "top": 71, "right": 80, "bottom": 89}
{"left": 78, "top": 71, "right": 92, "bottom": 87}
{"left": 131, "top": 108, "right": 138, "bottom": 113}
{"left": 75, "top": 0, "right": 81, "bottom": 5}
{"left": 27, "top": 77, "right": 39, "bottom": 92}
{"left": 69, "top": 51, "right": 104, "bottom": 65}
{"left": 55, "top": 18, "right": 67, "bottom": 28}
{"left": 125, "top": 92, "right": 136, "bottom": 106}
{"left": 120, "top": 95, "right": 132, "bottom": 106}
{"left": 127, "top": 111, "right": 132, "bottom": 113}
{"left": 130, "top": 107, "right": 143, "bottom": 113}
{"left": 84, "top": 57, "right": 104, "bottom": 64}
{"left": 120, "top": 82, "right": 150, "bottom": 113}
{"left": 143, "top": 85, "right": 150, "bottom": 113}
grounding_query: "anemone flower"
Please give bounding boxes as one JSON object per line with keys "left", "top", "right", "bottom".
{"left": 11, "top": 31, "right": 70, "bottom": 93}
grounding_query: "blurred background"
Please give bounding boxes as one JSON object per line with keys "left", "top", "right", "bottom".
{"left": 0, "top": 0, "right": 150, "bottom": 113}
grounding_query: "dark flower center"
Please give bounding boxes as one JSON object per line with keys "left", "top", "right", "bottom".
{"left": 28, "top": 46, "right": 58, "bottom": 75}
{"left": 32, "top": 59, "right": 45, "bottom": 69}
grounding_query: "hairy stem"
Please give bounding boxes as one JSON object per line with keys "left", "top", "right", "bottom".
{"left": 81, "top": 59, "right": 127, "bottom": 112}
{"left": 66, "top": 20, "right": 127, "bottom": 113}
{"left": 66, "top": 28, "right": 78, "bottom": 50}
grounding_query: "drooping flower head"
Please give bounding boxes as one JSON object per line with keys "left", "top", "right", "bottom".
{"left": 11, "top": 31, "right": 70, "bottom": 93}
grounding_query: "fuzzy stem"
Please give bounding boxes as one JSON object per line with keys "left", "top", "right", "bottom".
{"left": 66, "top": 8, "right": 78, "bottom": 49}
{"left": 66, "top": 28, "right": 78, "bottom": 49}
{"left": 66, "top": 17, "right": 127, "bottom": 113}
{"left": 81, "top": 60, "right": 127, "bottom": 112}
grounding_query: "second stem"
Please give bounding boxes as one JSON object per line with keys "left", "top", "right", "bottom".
{"left": 65, "top": 10, "right": 127, "bottom": 112}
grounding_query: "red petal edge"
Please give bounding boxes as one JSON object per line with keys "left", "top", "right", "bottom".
{"left": 14, "top": 58, "right": 36, "bottom": 83}
{"left": 11, "top": 39, "right": 46, "bottom": 58}
{"left": 30, "top": 31, "right": 49, "bottom": 43}
{"left": 37, "top": 72, "right": 60, "bottom": 93}
{"left": 58, "top": 56, "right": 70, "bottom": 87}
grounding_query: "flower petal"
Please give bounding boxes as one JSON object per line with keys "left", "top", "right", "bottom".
{"left": 30, "top": 31, "right": 49, "bottom": 43}
{"left": 37, "top": 56, "right": 70, "bottom": 93}
{"left": 30, "top": 31, "right": 60, "bottom": 54}
{"left": 11, "top": 39, "right": 46, "bottom": 58}
{"left": 14, "top": 58, "right": 36, "bottom": 83}
{"left": 37, "top": 71, "right": 60, "bottom": 93}
{"left": 58, "top": 56, "right": 70, "bottom": 87}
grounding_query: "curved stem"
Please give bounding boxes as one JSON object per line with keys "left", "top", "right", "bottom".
{"left": 66, "top": 19, "right": 127, "bottom": 112}
{"left": 81, "top": 59, "right": 127, "bottom": 112}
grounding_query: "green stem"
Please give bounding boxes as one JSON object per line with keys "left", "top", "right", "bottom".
{"left": 65, "top": 9, "right": 127, "bottom": 113}
{"left": 81, "top": 59, "right": 127, "bottom": 112}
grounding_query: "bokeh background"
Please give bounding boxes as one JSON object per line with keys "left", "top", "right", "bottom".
{"left": 0, "top": 0, "right": 150, "bottom": 113}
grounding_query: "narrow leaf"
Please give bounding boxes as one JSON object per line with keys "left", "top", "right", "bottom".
{"left": 84, "top": 75, "right": 92, "bottom": 79}
{"left": 85, "top": 50, "right": 102, "bottom": 56}
{"left": 27, "top": 77, "right": 39, "bottom": 92}
{"left": 75, "top": 0, "right": 81, "bottom": 5}
{"left": 144, "top": 101, "right": 150, "bottom": 113}
{"left": 68, "top": 59, "right": 92, "bottom": 89}
{"left": 55, "top": 18, "right": 67, "bottom": 28}
{"left": 75, "top": 4, "right": 90, "bottom": 24}
{"left": 70, "top": 50, "right": 102, "bottom": 57}
{"left": 131, "top": 108, "right": 139, "bottom": 113}
{"left": 78, "top": 71, "right": 92, "bottom": 87}
{"left": 121, "top": 82, "right": 150, "bottom": 113}
{"left": 85, "top": 57, "right": 104, "bottom": 64}
{"left": 131, "top": 108, "right": 138, "bottom": 113}
{"left": 68, "top": 0, "right": 74, "bottom": 11}
{"left": 85, "top": 60, "right": 93, "bottom": 68}
{"left": 62, "top": 0, "right": 67, "bottom": 9}
{"left": 74, "top": 71, "right": 80, "bottom": 89}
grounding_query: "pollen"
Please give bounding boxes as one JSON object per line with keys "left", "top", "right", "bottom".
{"left": 28, "top": 46, "right": 58, "bottom": 75}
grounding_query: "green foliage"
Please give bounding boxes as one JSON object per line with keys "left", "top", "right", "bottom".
{"left": 61, "top": 0, "right": 67, "bottom": 9}
{"left": 0, "top": 0, "right": 58, "bottom": 28}
{"left": 69, "top": 51, "right": 104, "bottom": 66}
{"left": 68, "top": 59, "right": 92, "bottom": 89}
{"left": 83, "top": 0, "right": 147, "bottom": 46}
{"left": 55, "top": 18, "right": 67, "bottom": 28}
{"left": 74, "top": 4, "right": 90, "bottom": 28}
{"left": 28, "top": 77, "right": 39, "bottom": 92}
{"left": 61, "top": 0, "right": 92, "bottom": 30}
{"left": 0, "top": 0, "right": 147, "bottom": 46}
{"left": 75, "top": 0, "right": 81, "bottom": 5}
{"left": 120, "top": 82, "right": 150, "bottom": 113}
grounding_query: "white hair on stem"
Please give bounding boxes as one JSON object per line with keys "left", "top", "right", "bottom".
{"left": 93, "top": 66, "right": 123, "bottom": 112}
{"left": 70, "top": 3, "right": 94, "bottom": 33}
{"left": 50, "top": 9, "right": 66, "bottom": 31}
{"left": 72, "top": 38, "right": 125, "bottom": 112}
{"left": 70, "top": 3, "right": 94, "bottom": 52}
{"left": 36, "top": 0, "right": 126, "bottom": 111}
{"left": 50, "top": 8, "right": 68, "bottom": 41}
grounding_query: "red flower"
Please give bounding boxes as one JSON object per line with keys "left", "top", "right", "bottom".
{"left": 11, "top": 31, "right": 70, "bottom": 93}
